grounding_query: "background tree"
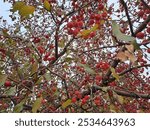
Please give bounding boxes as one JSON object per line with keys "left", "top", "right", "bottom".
{"left": 0, "top": 0, "right": 150, "bottom": 113}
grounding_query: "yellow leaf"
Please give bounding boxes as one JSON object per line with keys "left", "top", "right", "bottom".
{"left": 90, "top": 24, "right": 99, "bottom": 31}
{"left": 59, "top": 39, "right": 65, "bottom": 48}
{"left": 32, "top": 97, "right": 42, "bottom": 113}
{"left": 31, "top": 61, "right": 38, "bottom": 75}
{"left": 79, "top": 29, "right": 91, "bottom": 37}
{"left": 19, "top": 5, "right": 35, "bottom": 17}
{"left": 62, "top": 99, "right": 71, "bottom": 109}
{"left": 109, "top": 104, "right": 117, "bottom": 113}
{"left": 44, "top": 0, "right": 51, "bottom": 11}
{"left": 117, "top": 95, "right": 124, "bottom": 104}
{"left": 12, "top": 1, "right": 25, "bottom": 12}
{"left": 110, "top": 67, "right": 120, "bottom": 81}
{"left": 100, "top": 20, "right": 105, "bottom": 25}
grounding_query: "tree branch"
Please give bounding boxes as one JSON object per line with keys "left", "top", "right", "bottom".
{"left": 82, "top": 86, "right": 150, "bottom": 99}
{"left": 107, "top": 64, "right": 150, "bottom": 84}
{"left": 120, "top": 0, "right": 134, "bottom": 36}
{"left": 135, "top": 14, "right": 150, "bottom": 35}
{"left": 140, "top": 0, "right": 150, "bottom": 10}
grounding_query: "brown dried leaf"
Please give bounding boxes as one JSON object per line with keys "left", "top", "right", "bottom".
{"left": 116, "top": 51, "right": 128, "bottom": 62}
{"left": 124, "top": 51, "right": 137, "bottom": 63}
{"left": 125, "top": 44, "right": 134, "bottom": 53}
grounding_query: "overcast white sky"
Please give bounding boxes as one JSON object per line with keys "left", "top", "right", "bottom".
{"left": 0, "top": 1, "right": 12, "bottom": 23}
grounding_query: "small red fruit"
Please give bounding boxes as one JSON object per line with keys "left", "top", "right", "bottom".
{"left": 4, "top": 81, "right": 11, "bottom": 87}
{"left": 72, "top": 29, "right": 79, "bottom": 36}
{"left": 33, "top": 37, "right": 41, "bottom": 43}
{"left": 145, "top": 9, "right": 150, "bottom": 14}
{"left": 41, "top": 99, "right": 47, "bottom": 104}
{"left": 71, "top": 97, "right": 77, "bottom": 103}
{"left": 81, "top": 99, "right": 87, "bottom": 105}
{"left": 67, "top": 22, "right": 74, "bottom": 28}
{"left": 136, "top": 32, "right": 145, "bottom": 39}
{"left": 37, "top": 46, "right": 45, "bottom": 54}
{"left": 94, "top": 99, "right": 100, "bottom": 106}
{"left": 95, "top": 14, "right": 101, "bottom": 21}
{"left": 102, "top": 12, "right": 107, "bottom": 18}
{"left": 47, "top": 56, "right": 56, "bottom": 61}
{"left": 51, "top": 87, "right": 57, "bottom": 92}
{"left": 98, "top": 4, "right": 104, "bottom": 11}
{"left": 89, "top": 31, "right": 96, "bottom": 38}
{"left": 95, "top": 75, "right": 102, "bottom": 81}
{"left": 146, "top": 27, "right": 150, "bottom": 34}
{"left": 77, "top": 21, "right": 83, "bottom": 27}
{"left": 147, "top": 48, "right": 150, "bottom": 53}
{"left": 138, "top": 10, "right": 144, "bottom": 17}
{"left": 84, "top": 95, "right": 90, "bottom": 100}
{"left": 89, "top": 19, "right": 95, "bottom": 25}
{"left": 75, "top": 90, "right": 80, "bottom": 95}
{"left": 45, "top": 34, "right": 49, "bottom": 39}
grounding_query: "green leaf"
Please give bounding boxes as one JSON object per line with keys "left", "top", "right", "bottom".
{"left": 78, "top": 63, "right": 96, "bottom": 75}
{"left": 32, "top": 97, "right": 42, "bottom": 113}
{"left": 44, "top": 73, "right": 51, "bottom": 81}
{"left": 19, "top": 5, "right": 35, "bottom": 17}
{"left": 112, "top": 21, "right": 135, "bottom": 43}
{"left": 44, "top": 0, "right": 51, "bottom": 11}
{"left": 131, "top": 40, "right": 141, "bottom": 50}
{"left": 35, "top": 76, "right": 43, "bottom": 85}
{"left": 110, "top": 67, "right": 120, "bottom": 81}
{"left": 5, "top": 87, "right": 16, "bottom": 96}
{"left": 14, "top": 99, "right": 25, "bottom": 113}
{"left": 12, "top": 1, "right": 25, "bottom": 12}
{"left": 62, "top": 99, "right": 71, "bottom": 109}
{"left": 0, "top": 74, "right": 7, "bottom": 86}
